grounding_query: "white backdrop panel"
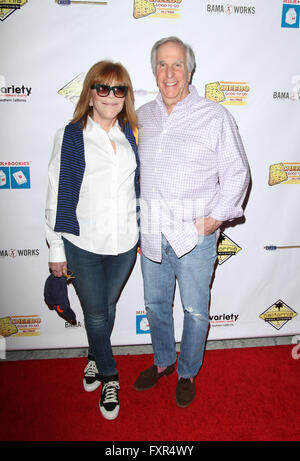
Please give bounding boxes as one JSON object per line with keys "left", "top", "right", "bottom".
{"left": 0, "top": 0, "right": 299, "bottom": 351}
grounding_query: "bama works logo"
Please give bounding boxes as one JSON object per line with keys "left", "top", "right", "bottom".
{"left": 0, "top": 0, "right": 27, "bottom": 21}
{"left": 0, "top": 162, "right": 31, "bottom": 189}
{"left": 0, "top": 248, "right": 39, "bottom": 258}
{"left": 206, "top": 3, "right": 255, "bottom": 15}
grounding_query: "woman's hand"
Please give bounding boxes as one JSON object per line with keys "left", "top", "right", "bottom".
{"left": 49, "top": 261, "right": 67, "bottom": 278}
{"left": 195, "top": 217, "right": 222, "bottom": 235}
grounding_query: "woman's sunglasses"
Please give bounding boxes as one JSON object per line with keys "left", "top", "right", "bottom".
{"left": 91, "top": 84, "right": 128, "bottom": 98}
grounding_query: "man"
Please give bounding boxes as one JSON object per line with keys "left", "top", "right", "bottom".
{"left": 134, "top": 37, "right": 250, "bottom": 408}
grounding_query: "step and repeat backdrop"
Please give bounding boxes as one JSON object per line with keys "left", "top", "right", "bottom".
{"left": 1, "top": 0, "right": 300, "bottom": 352}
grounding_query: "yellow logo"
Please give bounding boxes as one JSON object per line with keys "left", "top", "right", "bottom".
{"left": 0, "top": 0, "right": 27, "bottom": 22}
{"left": 217, "top": 233, "right": 242, "bottom": 265}
{"left": 0, "top": 316, "right": 18, "bottom": 337}
{"left": 260, "top": 300, "right": 297, "bottom": 330}
{"left": 268, "top": 162, "right": 300, "bottom": 186}
{"left": 0, "top": 315, "right": 41, "bottom": 337}
{"left": 205, "top": 81, "right": 250, "bottom": 105}
{"left": 58, "top": 73, "right": 158, "bottom": 106}
{"left": 58, "top": 73, "right": 85, "bottom": 105}
{"left": 133, "top": 0, "right": 182, "bottom": 19}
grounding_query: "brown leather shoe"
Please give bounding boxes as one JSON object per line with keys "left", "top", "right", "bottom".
{"left": 133, "top": 364, "right": 175, "bottom": 391}
{"left": 175, "top": 377, "right": 195, "bottom": 408}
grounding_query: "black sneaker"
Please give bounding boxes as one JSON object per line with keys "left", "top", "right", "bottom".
{"left": 99, "top": 377, "right": 120, "bottom": 420}
{"left": 83, "top": 356, "right": 101, "bottom": 392}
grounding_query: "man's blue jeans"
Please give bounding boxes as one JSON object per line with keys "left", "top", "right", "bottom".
{"left": 63, "top": 238, "right": 137, "bottom": 377}
{"left": 141, "top": 233, "right": 217, "bottom": 378}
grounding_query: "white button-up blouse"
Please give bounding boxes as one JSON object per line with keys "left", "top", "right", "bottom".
{"left": 45, "top": 116, "right": 139, "bottom": 262}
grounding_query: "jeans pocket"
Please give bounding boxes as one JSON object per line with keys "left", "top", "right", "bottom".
{"left": 196, "top": 232, "right": 217, "bottom": 253}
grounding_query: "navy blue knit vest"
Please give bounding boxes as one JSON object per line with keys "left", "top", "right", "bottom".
{"left": 54, "top": 120, "right": 139, "bottom": 236}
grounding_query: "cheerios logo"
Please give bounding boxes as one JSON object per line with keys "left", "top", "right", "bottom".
{"left": 268, "top": 162, "right": 300, "bottom": 186}
{"left": 205, "top": 81, "right": 250, "bottom": 106}
{"left": 133, "top": 0, "right": 182, "bottom": 19}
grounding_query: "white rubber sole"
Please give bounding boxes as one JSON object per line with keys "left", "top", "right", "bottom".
{"left": 83, "top": 378, "right": 101, "bottom": 392}
{"left": 99, "top": 402, "right": 120, "bottom": 420}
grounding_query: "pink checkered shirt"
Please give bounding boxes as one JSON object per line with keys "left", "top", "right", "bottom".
{"left": 138, "top": 86, "right": 250, "bottom": 262}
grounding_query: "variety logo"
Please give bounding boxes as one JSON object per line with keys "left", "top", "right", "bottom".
{"left": 133, "top": 0, "right": 182, "bottom": 19}
{"left": 268, "top": 162, "right": 300, "bottom": 186}
{"left": 0, "top": 0, "right": 27, "bottom": 21}
{"left": 0, "top": 315, "right": 41, "bottom": 337}
{"left": 0, "top": 162, "right": 31, "bottom": 189}
{"left": 260, "top": 300, "right": 297, "bottom": 330}
{"left": 0, "top": 83, "right": 32, "bottom": 103}
{"left": 136, "top": 311, "right": 150, "bottom": 334}
{"left": 205, "top": 81, "right": 250, "bottom": 105}
{"left": 217, "top": 233, "right": 242, "bottom": 265}
{"left": 209, "top": 313, "right": 239, "bottom": 327}
{"left": 281, "top": 0, "right": 300, "bottom": 28}
{"left": 206, "top": 3, "right": 255, "bottom": 15}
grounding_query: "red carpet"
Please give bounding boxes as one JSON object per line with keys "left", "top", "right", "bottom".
{"left": 0, "top": 345, "right": 299, "bottom": 441}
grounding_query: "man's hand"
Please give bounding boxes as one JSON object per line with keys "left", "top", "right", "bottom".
{"left": 195, "top": 217, "right": 222, "bottom": 235}
{"left": 49, "top": 261, "right": 67, "bottom": 278}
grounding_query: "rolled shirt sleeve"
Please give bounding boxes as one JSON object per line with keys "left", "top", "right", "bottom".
{"left": 210, "top": 111, "right": 250, "bottom": 222}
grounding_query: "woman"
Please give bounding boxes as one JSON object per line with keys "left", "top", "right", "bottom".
{"left": 45, "top": 61, "right": 139, "bottom": 420}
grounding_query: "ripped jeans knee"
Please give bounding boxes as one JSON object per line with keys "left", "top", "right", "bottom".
{"left": 183, "top": 304, "right": 209, "bottom": 326}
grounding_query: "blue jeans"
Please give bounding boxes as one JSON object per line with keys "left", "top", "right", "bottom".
{"left": 63, "top": 238, "right": 137, "bottom": 377}
{"left": 141, "top": 233, "right": 217, "bottom": 378}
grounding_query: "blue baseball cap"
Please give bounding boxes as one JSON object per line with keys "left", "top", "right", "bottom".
{"left": 44, "top": 274, "right": 77, "bottom": 325}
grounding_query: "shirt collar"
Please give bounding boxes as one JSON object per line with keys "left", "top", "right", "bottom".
{"left": 86, "top": 115, "right": 120, "bottom": 135}
{"left": 156, "top": 85, "right": 199, "bottom": 112}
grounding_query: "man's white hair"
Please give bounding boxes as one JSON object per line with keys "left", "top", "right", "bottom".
{"left": 150, "top": 36, "right": 196, "bottom": 75}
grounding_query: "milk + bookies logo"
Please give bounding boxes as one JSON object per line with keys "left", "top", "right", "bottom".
{"left": 0, "top": 161, "right": 31, "bottom": 189}
{"left": 136, "top": 310, "right": 150, "bottom": 334}
{"left": 281, "top": 0, "right": 300, "bottom": 28}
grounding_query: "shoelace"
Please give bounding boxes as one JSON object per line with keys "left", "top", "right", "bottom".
{"left": 84, "top": 360, "right": 98, "bottom": 377}
{"left": 102, "top": 381, "right": 120, "bottom": 404}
